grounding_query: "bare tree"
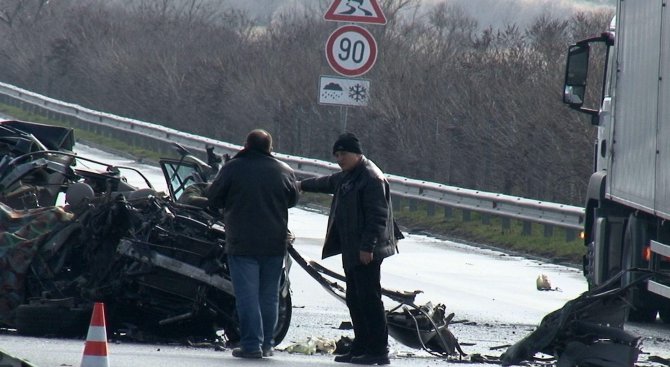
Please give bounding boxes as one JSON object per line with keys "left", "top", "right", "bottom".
{"left": 0, "top": 0, "right": 614, "bottom": 205}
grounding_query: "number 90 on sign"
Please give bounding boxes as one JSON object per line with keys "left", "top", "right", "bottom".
{"left": 325, "top": 25, "right": 378, "bottom": 77}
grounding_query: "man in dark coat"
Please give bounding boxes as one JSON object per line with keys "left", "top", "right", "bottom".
{"left": 207, "top": 129, "right": 298, "bottom": 359}
{"left": 298, "top": 132, "right": 402, "bottom": 365}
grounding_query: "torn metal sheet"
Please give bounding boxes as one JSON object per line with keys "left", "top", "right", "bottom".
{"left": 502, "top": 270, "right": 646, "bottom": 367}
{"left": 287, "top": 245, "right": 466, "bottom": 357}
{"left": 0, "top": 347, "right": 38, "bottom": 367}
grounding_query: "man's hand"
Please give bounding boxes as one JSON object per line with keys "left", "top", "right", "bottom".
{"left": 359, "top": 250, "right": 373, "bottom": 265}
{"left": 296, "top": 180, "right": 302, "bottom": 192}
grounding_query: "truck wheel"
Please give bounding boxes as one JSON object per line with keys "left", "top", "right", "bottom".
{"left": 659, "top": 305, "right": 670, "bottom": 324}
{"left": 622, "top": 213, "right": 658, "bottom": 323}
{"left": 628, "top": 306, "right": 658, "bottom": 323}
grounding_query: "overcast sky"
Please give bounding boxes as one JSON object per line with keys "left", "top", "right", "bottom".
{"left": 225, "top": 0, "right": 615, "bottom": 28}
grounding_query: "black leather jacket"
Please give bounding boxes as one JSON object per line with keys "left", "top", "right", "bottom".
{"left": 207, "top": 149, "right": 298, "bottom": 256}
{"left": 301, "top": 156, "right": 401, "bottom": 270}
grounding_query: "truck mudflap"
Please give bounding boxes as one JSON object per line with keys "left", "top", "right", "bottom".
{"left": 501, "top": 270, "right": 646, "bottom": 367}
{"left": 648, "top": 240, "right": 670, "bottom": 299}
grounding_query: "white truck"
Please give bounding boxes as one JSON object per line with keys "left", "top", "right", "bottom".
{"left": 563, "top": 0, "right": 670, "bottom": 323}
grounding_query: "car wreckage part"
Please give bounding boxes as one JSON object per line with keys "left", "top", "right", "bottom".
{"left": 0, "top": 124, "right": 297, "bottom": 345}
{"left": 16, "top": 303, "right": 89, "bottom": 337}
{"left": 117, "top": 239, "right": 235, "bottom": 295}
{"left": 501, "top": 269, "right": 646, "bottom": 367}
{"left": 286, "top": 245, "right": 465, "bottom": 357}
{"left": 386, "top": 303, "right": 465, "bottom": 358}
{"left": 2, "top": 196, "right": 292, "bottom": 345}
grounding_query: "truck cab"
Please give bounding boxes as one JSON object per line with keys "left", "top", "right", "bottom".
{"left": 563, "top": 1, "right": 670, "bottom": 323}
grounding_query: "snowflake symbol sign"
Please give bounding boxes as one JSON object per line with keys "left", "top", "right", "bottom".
{"left": 318, "top": 75, "right": 370, "bottom": 107}
{"left": 349, "top": 84, "right": 367, "bottom": 102}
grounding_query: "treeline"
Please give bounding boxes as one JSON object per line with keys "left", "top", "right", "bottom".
{"left": 0, "top": 0, "right": 612, "bottom": 205}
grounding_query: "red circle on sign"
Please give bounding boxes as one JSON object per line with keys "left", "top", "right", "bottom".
{"left": 325, "top": 25, "right": 378, "bottom": 77}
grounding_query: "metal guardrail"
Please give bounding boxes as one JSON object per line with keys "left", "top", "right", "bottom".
{"left": 0, "top": 81, "right": 585, "bottom": 233}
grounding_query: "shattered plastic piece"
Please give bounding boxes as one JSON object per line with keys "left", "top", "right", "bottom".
{"left": 313, "top": 336, "right": 337, "bottom": 354}
{"left": 283, "top": 336, "right": 337, "bottom": 355}
{"left": 387, "top": 302, "right": 466, "bottom": 357}
{"left": 536, "top": 274, "right": 552, "bottom": 291}
{"left": 284, "top": 342, "right": 316, "bottom": 355}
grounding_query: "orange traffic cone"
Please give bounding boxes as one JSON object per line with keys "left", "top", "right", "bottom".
{"left": 80, "top": 302, "right": 110, "bottom": 367}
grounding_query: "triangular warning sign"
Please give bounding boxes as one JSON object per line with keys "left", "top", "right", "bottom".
{"left": 324, "top": 0, "right": 387, "bottom": 25}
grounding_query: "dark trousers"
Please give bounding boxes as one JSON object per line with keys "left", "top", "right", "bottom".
{"left": 345, "top": 259, "right": 388, "bottom": 355}
{"left": 228, "top": 254, "right": 284, "bottom": 352}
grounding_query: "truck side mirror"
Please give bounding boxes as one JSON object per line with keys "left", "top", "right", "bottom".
{"left": 564, "top": 44, "right": 589, "bottom": 107}
{"left": 562, "top": 32, "right": 613, "bottom": 123}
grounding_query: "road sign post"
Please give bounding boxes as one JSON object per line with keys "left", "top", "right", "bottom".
{"left": 320, "top": 0, "right": 385, "bottom": 115}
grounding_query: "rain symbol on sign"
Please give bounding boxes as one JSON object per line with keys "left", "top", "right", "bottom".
{"left": 322, "top": 82, "right": 344, "bottom": 100}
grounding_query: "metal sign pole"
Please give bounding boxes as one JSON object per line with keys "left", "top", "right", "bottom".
{"left": 340, "top": 106, "right": 349, "bottom": 132}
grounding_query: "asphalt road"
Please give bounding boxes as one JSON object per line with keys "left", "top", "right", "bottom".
{"left": 1, "top": 208, "right": 669, "bottom": 366}
{"left": 0, "top": 143, "right": 668, "bottom": 366}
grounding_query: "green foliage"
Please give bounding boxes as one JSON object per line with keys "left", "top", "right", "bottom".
{"left": 393, "top": 201, "right": 584, "bottom": 265}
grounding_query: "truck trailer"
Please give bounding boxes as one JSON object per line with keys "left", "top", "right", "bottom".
{"left": 563, "top": 0, "right": 670, "bottom": 323}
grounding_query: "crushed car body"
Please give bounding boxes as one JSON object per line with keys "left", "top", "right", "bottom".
{"left": 0, "top": 120, "right": 292, "bottom": 345}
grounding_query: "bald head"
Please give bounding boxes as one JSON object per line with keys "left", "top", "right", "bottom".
{"left": 245, "top": 129, "right": 273, "bottom": 153}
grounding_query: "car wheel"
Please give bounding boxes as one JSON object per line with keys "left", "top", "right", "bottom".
{"left": 273, "top": 290, "right": 292, "bottom": 345}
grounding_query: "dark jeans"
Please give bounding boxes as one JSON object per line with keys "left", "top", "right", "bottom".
{"left": 228, "top": 254, "right": 284, "bottom": 352}
{"left": 345, "top": 259, "right": 388, "bottom": 355}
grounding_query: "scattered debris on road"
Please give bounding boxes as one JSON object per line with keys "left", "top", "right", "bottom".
{"left": 287, "top": 245, "right": 466, "bottom": 358}
{"left": 502, "top": 271, "right": 644, "bottom": 367}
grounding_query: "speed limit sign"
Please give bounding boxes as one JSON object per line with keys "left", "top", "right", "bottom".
{"left": 325, "top": 25, "right": 378, "bottom": 77}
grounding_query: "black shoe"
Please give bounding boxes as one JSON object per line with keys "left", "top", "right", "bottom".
{"left": 350, "top": 353, "right": 390, "bottom": 365}
{"left": 232, "top": 347, "right": 262, "bottom": 359}
{"left": 334, "top": 351, "right": 362, "bottom": 363}
{"left": 262, "top": 346, "right": 274, "bottom": 357}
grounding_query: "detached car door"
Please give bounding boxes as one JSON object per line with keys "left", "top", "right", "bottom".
{"left": 158, "top": 158, "right": 207, "bottom": 202}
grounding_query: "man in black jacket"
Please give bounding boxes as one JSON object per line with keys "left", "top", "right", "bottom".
{"left": 207, "top": 129, "right": 298, "bottom": 359}
{"left": 298, "top": 132, "right": 402, "bottom": 365}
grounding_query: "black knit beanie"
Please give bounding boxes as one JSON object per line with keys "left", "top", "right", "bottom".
{"left": 332, "top": 132, "right": 363, "bottom": 155}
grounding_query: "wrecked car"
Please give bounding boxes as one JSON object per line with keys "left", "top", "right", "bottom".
{"left": 0, "top": 120, "right": 292, "bottom": 345}
{"left": 0, "top": 119, "right": 465, "bottom": 357}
